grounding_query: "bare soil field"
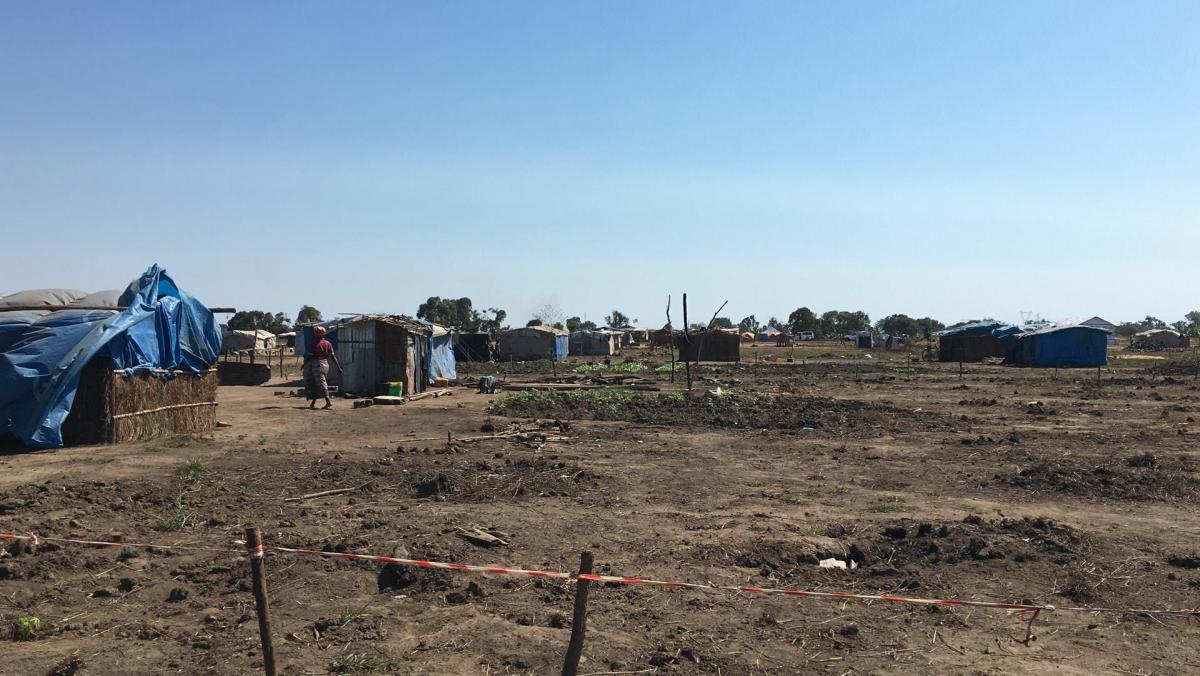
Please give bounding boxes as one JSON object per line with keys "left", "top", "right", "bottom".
{"left": 3, "top": 346, "right": 1200, "bottom": 675}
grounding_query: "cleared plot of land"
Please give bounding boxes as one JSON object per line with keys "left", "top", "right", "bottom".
{"left": 2, "top": 349, "right": 1200, "bottom": 674}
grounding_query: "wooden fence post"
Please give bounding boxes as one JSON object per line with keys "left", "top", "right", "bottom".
{"left": 561, "top": 551, "right": 594, "bottom": 676}
{"left": 244, "top": 527, "right": 278, "bottom": 676}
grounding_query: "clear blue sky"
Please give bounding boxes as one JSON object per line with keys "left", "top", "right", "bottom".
{"left": 2, "top": 2, "right": 1197, "bottom": 328}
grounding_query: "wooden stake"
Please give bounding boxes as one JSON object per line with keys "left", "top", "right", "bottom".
{"left": 244, "top": 527, "right": 278, "bottom": 676}
{"left": 561, "top": 551, "right": 594, "bottom": 676}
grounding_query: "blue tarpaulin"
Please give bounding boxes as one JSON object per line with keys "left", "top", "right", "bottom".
{"left": 427, "top": 330, "right": 457, "bottom": 384}
{"left": 1007, "top": 325, "right": 1108, "bottom": 368}
{"left": 0, "top": 265, "right": 221, "bottom": 448}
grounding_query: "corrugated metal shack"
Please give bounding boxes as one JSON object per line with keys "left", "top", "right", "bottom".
{"left": 569, "top": 330, "right": 617, "bottom": 356}
{"left": 498, "top": 325, "right": 569, "bottom": 362}
{"left": 298, "top": 315, "right": 433, "bottom": 396}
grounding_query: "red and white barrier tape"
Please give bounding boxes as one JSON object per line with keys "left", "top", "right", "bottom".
{"left": 5, "top": 531, "right": 1198, "bottom": 619}
{"left": 1, "top": 532, "right": 241, "bottom": 556}
{"left": 266, "top": 544, "right": 1199, "bottom": 618}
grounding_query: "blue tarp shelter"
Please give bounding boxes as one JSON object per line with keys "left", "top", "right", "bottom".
{"left": 937, "top": 321, "right": 1014, "bottom": 362}
{"left": 498, "top": 326, "right": 568, "bottom": 362}
{"left": 0, "top": 265, "right": 221, "bottom": 448}
{"left": 427, "top": 325, "right": 457, "bottom": 384}
{"left": 1007, "top": 325, "right": 1108, "bottom": 368}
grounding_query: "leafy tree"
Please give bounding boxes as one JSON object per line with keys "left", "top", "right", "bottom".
{"left": 914, "top": 317, "right": 945, "bottom": 337}
{"left": 1187, "top": 310, "right": 1200, "bottom": 327}
{"left": 605, "top": 310, "right": 632, "bottom": 328}
{"left": 1170, "top": 320, "right": 1190, "bottom": 334}
{"left": 819, "top": 310, "right": 871, "bottom": 337}
{"left": 766, "top": 317, "right": 785, "bottom": 330}
{"left": 417, "top": 296, "right": 506, "bottom": 336}
{"left": 1142, "top": 315, "right": 1166, "bottom": 330}
{"left": 552, "top": 321, "right": 565, "bottom": 330}
{"left": 737, "top": 315, "right": 760, "bottom": 333}
{"left": 227, "top": 310, "right": 291, "bottom": 334}
{"left": 526, "top": 318, "right": 543, "bottom": 327}
{"left": 711, "top": 317, "right": 735, "bottom": 330}
{"left": 296, "top": 305, "right": 323, "bottom": 325}
{"left": 788, "top": 307, "right": 819, "bottom": 335}
{"left": 417, "top": 296, "right": 475, "bottom": 327}
{"left": 876, "top": 314, "right": 921, "bottom": 336}
{"left": 566, "top": 316, "right": 599, "bottom": 332}
{"left": 1114, "top": 322, "right": 1142, "bottom": 339}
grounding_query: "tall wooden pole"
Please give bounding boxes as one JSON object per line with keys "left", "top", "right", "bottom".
{"left": 561, "top": 551, "right": 594, "bottom": 676}
{"left": 244, "top": 527, "right": 278, "bottom": 676}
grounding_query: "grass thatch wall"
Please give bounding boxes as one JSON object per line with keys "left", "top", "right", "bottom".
{"left": 62, "top": 359, "right": 218, "bottom": 445}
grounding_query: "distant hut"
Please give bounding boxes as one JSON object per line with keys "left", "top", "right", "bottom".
{"left": 650, "top": 327, "right": 676, "bottom": 348}
{"left": 498, "top": 325, "right": 569, "bottom": 362}
{"left": 937, "top": 322, "right": 1011, "bottom": 362}
{"left": 569, "top": 330, "right": 616, "bottom": 356}
{"left": 297, "top": 314, "right": 435, "bottom": 397}
{"left": 222, "top": 329, "right": 276, "bottom": 352}
{"left": 1132, "top": 329, "right": 1190, "bottom": 351}
{"left": 454, "top": 333, "right": 493, "bottom": 362}
{"left": 1006, "top": 325, "right": 1108, "bottom": 368}
{"left": 0, "top": 265, "right": 221, "bottom": 449}
{"left": 755, "top": 326, "right": 782, "bottom": 343}
{"left": 676, "top": 329, "right": 741, "bottom": 362}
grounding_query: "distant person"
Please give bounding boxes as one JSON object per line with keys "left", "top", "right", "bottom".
{"left": 303, "top": 326, "right": 342, "bottom": 409}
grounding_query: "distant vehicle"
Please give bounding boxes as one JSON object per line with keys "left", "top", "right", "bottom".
{"left": 797, "top": 331, "right": 815, "bottom": 341}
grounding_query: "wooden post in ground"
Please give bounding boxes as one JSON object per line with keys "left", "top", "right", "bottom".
{"left": 561, "top": 551, "right": 594, "bottom": 676}
{"left": 682, "top": 294, "right": 692, "bottom": 392}
{"left": 244, "top": 527, "right": 278, "bottom": 676}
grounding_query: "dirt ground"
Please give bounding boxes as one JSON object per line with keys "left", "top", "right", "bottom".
{"left": 3, "top": 344, "right": 1200, "bottom": 675}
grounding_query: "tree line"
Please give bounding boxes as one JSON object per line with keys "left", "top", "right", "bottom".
{"left": 228, "top": 299, "right": 1200, "bottom": 341}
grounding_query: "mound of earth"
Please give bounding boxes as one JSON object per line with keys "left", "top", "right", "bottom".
{"left": 999, "top": 455, "right": 1200, "bottom": 501}
{"left": 491, "top": 391, "right": 944, "bottom": 437}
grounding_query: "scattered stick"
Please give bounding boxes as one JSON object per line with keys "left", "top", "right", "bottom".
{"left": 562, "top": 551, "right": 594, "bottom": 676}
{"left": 283, "top": 482, "right": 372, "bottom": 502}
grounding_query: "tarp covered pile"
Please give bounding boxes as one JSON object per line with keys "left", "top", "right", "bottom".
{"left": 0, "top": 265, "right": 221, "bottom": 448}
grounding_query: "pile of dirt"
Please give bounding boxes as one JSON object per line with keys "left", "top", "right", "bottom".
{"left": 689, "top": 517, "right": 1096, "bottom": 603}
{"left": 1145, "top": 359, "right": 1200, "bottom": 377}
{"left": 491, "top": 390, "right": 945, "bottom": 436}
{"left": 999, "top": 454, "right": 1200, "bottom": 501}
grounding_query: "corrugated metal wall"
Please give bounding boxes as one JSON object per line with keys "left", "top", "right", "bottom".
{"left": 335, "top": 320, "right": 377, "bottom": 394}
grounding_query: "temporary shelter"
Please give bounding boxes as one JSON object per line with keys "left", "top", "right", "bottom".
{"left": 454, "top": 333, "right": 493, "bottom": 362}
{"left": 756, "top": 327, "right": 782, "bottom": 342}
{"left": 937, "top": 322, "right": 1012, "bottom": 362}
{"left": 0, "top": 265, "right": 221, "bottom": 448}
{"left": 1055, "top": 317, "right": 1118, "bottom": 346}
{"left": 427, "top": 324, "right": 457, "bottom": 384}
{"left": 297, "top": 314, "right": 434, "bottom": 397}
{"left": 1132, "top": 329, "right": 1190, "bottom": 350}
{"left": 1006, "top": 325, "right": 1108, "bottom": 368}
{"left": 569, "top": 330, "right": 617, "bottom": 356}
{"left": 498, "top": 325, "right": 568, "bottom": 362}
{"left": 222, "top": 329, "right": 276, "bottom": 352}
{"left": 676, "top": 329, "right": 741, "bottom": 362}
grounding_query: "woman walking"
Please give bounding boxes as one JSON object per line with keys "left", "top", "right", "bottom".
{"left": 303, "top": 326, "right": 342, "bottom": 409}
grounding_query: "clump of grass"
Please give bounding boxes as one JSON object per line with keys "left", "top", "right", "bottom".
{"left": 865, "top": 497, "right": 907, "bottom": 513}
{"left": 329, "top": 652, "right": 389, "bottom": 674}
{"left": 159, "top": 497, "right": 197, "bottom": 531}
{"left": 174, "top": 459, "right": 206, "bottom": 485}
{"left": 337, "top": 606, "right": 367, "bottom": 628}
{"left": 13, "top": 616, "right": 41, "bottom": 641}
